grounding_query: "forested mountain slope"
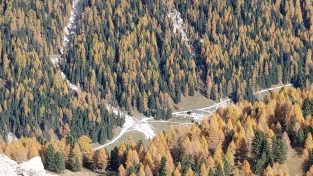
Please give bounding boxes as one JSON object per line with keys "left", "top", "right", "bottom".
{"left": 174, "top": 0, "right": 313, "bottom": 102}
{"left": 109, "top": 85, "right": 313, "bottom": 176}
{"left": 61, "top": 0, "right": 313, "bottom": 117}
{"left": 1, "top": 85, "right": 313, "bottom": 175}
{"left": 61, "top": 0, "right": 197, "bottom": 118}
{"left": 0, "top": 0, "right": 312, "bottom": 145}
{"left": 0, "top": 0, "right": 124, "bottom": 143}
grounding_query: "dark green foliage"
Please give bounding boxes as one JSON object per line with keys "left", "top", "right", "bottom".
{"left": 223, "top": 156, "right": 232, "bottom": 176}
{"left": 252, "top": 132, "right": 287, "bottom": 174}
{"left": 244, "top": 82, "right": 255, "bottom": 103}
{"left": 182, "top": 155, "right": 199, "bottom": 175}
{"left": 98, "top": 128, "right": 107, "bottom": 144}
{"left": 66, "top": 135, "right": 77, "bottom": 148}
{"left": 72, "top": 159, "right": 82, "bottom": 172}
{"left": 109, "top": 147, "right": 120, "bottom": 171}
{"left": 174, "top": 0, "right": 312, "bottom": 104}
{"left": 272, "top": 137, "right": 287, "bottom": 164}
{"left": 54, "top": 152, "right": 66, "bottom": 173}
{"left": 45, "top": 144, "right": 56, "bottom": 171}
{"left": 166, "top": 109, "right": 172, "bottom": 120}
{"left": 126, "top": 163, "right": 140, "bottom": 176}
{"left": 297, "top": 129, "right": 306, "bottom": 147}
{"left": 107, "top": 126, "right": 113, "bottom": 140}
{"left": 44, "top": 144, "right": 65, "bottom": 173}
{"left": 293, "top": 71, "right": 305, "bottom": 89}
{"left": 138, "top": 95, "right": 145, "bottom": 113}
{"left": 68, "top": 150, "right": 82, "bottom": 172}
{"left": 189, "top": 85, "right": 195, "bottom": 96}
{"left": 214, "top": 163, "right": 224, "bottom": 176}
{"left": 61, "top": 0, "right": 195, "bottom": 120}
{"left": 157, "top": 156, "right": 167, "bottom": 176}
{"left": 148, "top": 95, "right": 156, "bottom": 110}
{"left": 210, "top": 87, "right": 217, "bottom": 100}
{"left": 304, "top": 151, "right": 313, "bottom": 172}
{"left": 175, "top": 87, "right": 181, "bottom": 104}
{"left": 0, "top": 0, "right": 125, "bottom": 143}
{"left": 213, "top": 156, "right": 232, "bottom": 176}
{"left": 0, "top": 0, "right": 312, "bottom": 151}
{"left": 253, "top": 153, "right": 267, "bottom": 175}
{"left": 252, "top": 131, "right": 268, "bottom": 158}
{"left": 302, "top": 99, "right": 313, "bottom": 118}
{"left": 265, "top": 144, "right": 274, "bottom": 165}
{"left": 287, "top": 123, "right": 313, "bottom": 148}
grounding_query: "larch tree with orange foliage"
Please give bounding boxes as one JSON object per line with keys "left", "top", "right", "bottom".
{"left": 93, "top": 148, "right": 108, "bottom": 169}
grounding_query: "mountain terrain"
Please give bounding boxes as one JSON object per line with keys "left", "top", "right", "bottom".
{"left": 0, "top": 0, "right": 312, "bottom": 175}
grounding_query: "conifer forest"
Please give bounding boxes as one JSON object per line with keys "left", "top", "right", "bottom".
{"left": 0, "top": 0, "right": 312, "bottom": 175}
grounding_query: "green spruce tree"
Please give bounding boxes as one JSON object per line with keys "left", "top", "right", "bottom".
{"left": 45, "top": 144, "right": 56, "bottom": 171}
{"left": 54, "top": 152, "right": 65, "bottom": 173}
{"left": 272, "top": 136, "right": 287, "bottom": 164}
{"left": 157, "top": 156, "right": 167, "bottom": 176}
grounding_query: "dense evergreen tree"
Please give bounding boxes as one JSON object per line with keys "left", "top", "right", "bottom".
{"left": 44, "top": 144, "right": 65, "bottom": 173}
{"left": 68, "top": 149, "right": 82, "bottom": 172}
{"left": 54, "top": 152, "right": 65, "bottom": 173}
{"left": 157, "top": 156, "right": 167, "bottom": 176}
{"left": 45, "top": 144, "right": 56, "bottom": 171}
{"left": 272, "top": 136, "right": 287, "bottom": 164}
{"left": 223, "top": 156, "right": 232, "bottom": 176}
{"left": 302, "top": 99, "right": 313, "bottom": 118}
{"left": 214, "top": 163, "right": 224, "bottom": 176}
{"left": 181, "top": 155, "right": 197, "bottom": 175}
{"left": 253, "top": 153, "right": 267, "bottom": 175}
{"left": 252, "top": 131, "right": 268, "bottom": 158}
{"left": 109, "top": 147, "right": 120, "bottom": 171}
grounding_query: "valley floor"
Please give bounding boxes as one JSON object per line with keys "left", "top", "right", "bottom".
{"left": 93, "top": 115, "right": 193, "bottom": 151}
{"left": 286, "top": 148, "right": 304, "bottom": 176}
{"left": 94, "top": 84, "right": 292, "bottom": 151}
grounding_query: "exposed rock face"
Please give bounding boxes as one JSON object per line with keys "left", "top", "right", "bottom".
{"left": 50, "top": 0, "right": 84, "bottom": 93}
{"left": 0, "top": 154, "right": 47, "bottom": 176}
{"left": 0, "top": 155, "right": 17, "bottom": 176}
{"left": 6, "top": 132, "right": 17, "bottom": 144}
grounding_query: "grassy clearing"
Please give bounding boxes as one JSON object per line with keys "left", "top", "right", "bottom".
{"left": 285, "top": 148, "right": 304, "bottom": 176}
{"left": 104, "top": 131, "right": 147, "bottom": 151}
{"left": 169, "top": 115, "right": 193, "bottom": 123}
{"left": 170, "top": 92, "right": 215, "bottom": 111}
{"left": 98, "top": 118, "right": 193, "bottom": 151}
{"left": 150, "top": 122, "right": 191, "bottom": 133}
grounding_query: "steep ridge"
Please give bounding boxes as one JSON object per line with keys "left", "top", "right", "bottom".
{"left": 94, "top": 2, "right": 198, "bottom": 150}
{"left": 50, "top": 0, "right": 84, "bottom": 92}
{"left": 0, "top": 155, "right": 47, "bottom": 176}
{"left": 50, "top": 3, "right": 292, "bottom": 151}
{"left": 165, "top": 1, "right": 194, "bottom": 55}
{"left": 45, "top": 0, "right": 294, "bottom": 150}
{"left": 93, "top": 4, "right": 293, "bottom": 149}
{"left": 48, "top": 0, "right": 198, "bottom": 149}
{"left": 49, "top": 0, "right": 157, "bottom": 146}
{"left": 49, "top": 0, "right": 156, "bottom": 142}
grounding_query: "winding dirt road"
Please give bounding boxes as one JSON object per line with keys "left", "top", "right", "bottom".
{"left": 173, "top": 84, "right": 292, "bottom": 121}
